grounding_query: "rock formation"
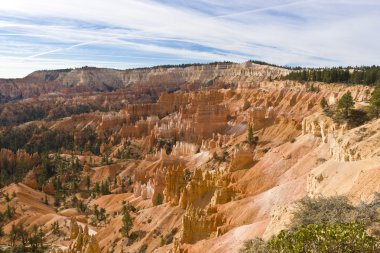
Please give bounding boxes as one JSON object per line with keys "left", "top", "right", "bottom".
{"left": 181, "top": 205, "right": 224, "bottom": 244}
{"left": 50, "top": 218, "right": 100, "bottom": 253}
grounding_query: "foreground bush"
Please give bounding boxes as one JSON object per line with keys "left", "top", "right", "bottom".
{"left": 241, "top": 195, "right": 380, "bottom": 253}
{"left": 241, "top": 223, "right": 380, "bottom": 253}
{"left": 292, "top": 195, "right": 380, "bottom": 228}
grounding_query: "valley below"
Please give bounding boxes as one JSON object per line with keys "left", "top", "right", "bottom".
{"left": 0, "top": 62, "right": 379, "bottom": 253}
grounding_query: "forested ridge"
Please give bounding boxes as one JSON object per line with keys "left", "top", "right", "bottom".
{"left": 283, "top": 66, "right": 380, "bottom": 85}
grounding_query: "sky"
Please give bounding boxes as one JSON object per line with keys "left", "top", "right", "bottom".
{"left": 0, "top": 0, "right": 379, "bottom": 78}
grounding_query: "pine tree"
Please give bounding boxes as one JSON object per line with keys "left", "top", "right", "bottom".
{"left": 100, "top": 181, "right": 110, "bottom": 195}
{"left": 155, "top": 193, "right": 163, "bottom": 206}
{"left": 51, "top": 221, "right": 60, "bottom": 235}
{"left": 120, "top": 209, "right": 133, "bottom": 237}
{"left": 94, "top": 182, "right": 100, "bottom": 194}
{"left": 370, "top": 86, "right": 380, "bottom": 117}
{"left": 247, "top": 125, "right": 254, "bottom": 145}
{"left": 320, "top": 97, "right": 328, "bottom": 110}
{"left": 337, "top": 91, "right": 355, "bottom": 118}
{"left": 9, "top": 225, "right": 18, "bottom": 247}
{"left": 86, "top": 175, "right": 91, "bottom": 191}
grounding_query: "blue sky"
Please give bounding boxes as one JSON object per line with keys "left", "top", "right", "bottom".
{"left": 0, "top": 0, "right": 379, "bottom": 78}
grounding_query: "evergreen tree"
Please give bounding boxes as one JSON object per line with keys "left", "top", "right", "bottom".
{"left": 370, "top": 86, "right": 380, "bottom": 117}
{"left": 320, "top": 97, "right": 328, "bottom": 110}
{"left": 155, "top": 193, "right": 164, "bottom": 206}
{"left": 29, "top": 225, "right": 44, "bottom": 252}
{"left": 86, "top": 175, "right": 91, "bottom": 191}
{"left": 247, "top": 125, "right": 254, "bottom": 145}
{"left": 54, "top": 194, "right": 61, "bottom": 207}
{"left": 120, "top": 209, "right": 133, "bottom": 237}
{"left": 121, "top": 179, "right": 126, "bottom": 193}
{"left": 5, "top": 205, "right": 15, "bottom": 219}
{"left": 51, "top": 221, "right": 60, "bottom": 235}
{"left": 337, "top": 91, "right": 355, "bottom": 118}
{"left": 9, "top": 225, "right": 18, "bottom": 247}
{"left": 100, "top": 181, "right": 110, "bottom": 195}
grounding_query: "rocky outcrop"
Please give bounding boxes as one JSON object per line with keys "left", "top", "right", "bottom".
{"left": 179, "top": 169, "right": 216, "bottom": 209}
{"left": 181, "top": 205, "right": 224, "bottom": 244}
{"left": 302, "top": 114, "right": 338, "bottom": 144}
{"left": 302, "top": 114, "right": 380, "bottom": 161}
{"left": 210, "top": 183, "right": 235, "bottom": 205}
{"left": 50, "top": 218, "right": 100, "bottom": 253}
{"left": 171, "top": 142, "right": 198, "bottom": 157}
{"left": 133, "top": 179, "right": 154, "bottom": 200}
{"left": 164, "top": 165, "right": 186, "bottom": 206}
{"left": 229, "top": 151, "right": 255, "bottom": 172}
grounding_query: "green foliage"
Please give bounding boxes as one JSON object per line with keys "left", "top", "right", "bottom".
{"left": 346, "top": 109, "right": 370, "bottom": 128}
{"left": 307, "top": 83, "right": 320, "bottom": 93}
{"left": 92, "top": 204, "right": 107, "bottom": 223}
{"left": 320, "top": 97, "right": 328, "bottom": 110}
{"left": 138, "top": 244, "right": 148, "bottom": 253}
{"left": 370, "top": 86, "right": 380, "bottom": 117}
{"left": 100, "top": 180, "right": 110, "bottom": 195}
{"left": 320, "top": 92, "right": 370, "bottom": 128}
{"left": 161, "top": 227, "right": 178, "bottom": 245}
{"left": 101, "top": 153, "right": 113, "bottom": 165}
{"left": 247, "top": 125, "right": 258, "bottom": 146}
{"left": 86, "top": 175, "right": 91, "bottom": 191}
{"left": 121, "top": 201, "right": 137, "bottom": 214}
{"left": 51, "top": 221, "right": 60, "bottom": 236}
{"left": 0, "top": 125, "right": 74, "bottom": 155}
{"left": 0, "top": 106, "right": 47, "bottom": 126}
{"left": 213, "top": 152, "right": 219, "bottom": 161}
{"left": 43, "top": 195, "right": 48, "bottom": 205}
{"left": 28, "top": 225, "right": 45, "bottom": 252}
{"left": 337, "top": 91, "right": 355, "bottom": 119}
{"left": 247, "top": 125, "right": 254, "bottom": 144}
{"left": 94, "top": 182, "right": 100, "bottom": 194}
{"left": 120, "top": 210, "right": 133, "bottom": 237}
{"left": 241, "top": 195, "right": 380, "bottom": 253}
{"left": 292, "top": 195, "right": 380, "bottom": 229}
{"left": 155, "top": 193, "right": 164, "bottom": 206}
{"left": 54, "top": 194, "right": 61, "bottom": 207}
{"left": 222, "top": 151, "right": 229, "bottom": 162}
{"left": 76, "top": 200, "right": 87, "bottom": 213}
{"left": 77, "top": 126, "right": 100, "bottom": 155}
{"left": 283, "top": 66, "right": 380, "bottom": 85}
{"left": 0, "top": 153, "right": 34, "bottom": 187}
{"left": 241, "top": 223, "right": 380, "bottom": 253}
{"left": 183, "top": 169, "right": 192, "bottom": 182}
{"left": 8, "top": 224, "right": 45, "bottom": 252}
{"left": 4, "top": 205, "right": 16, "bottom": 220}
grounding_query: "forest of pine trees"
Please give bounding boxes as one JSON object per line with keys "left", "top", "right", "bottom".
{"left": 283, "top": 66, "right": 380, "bottom": 85}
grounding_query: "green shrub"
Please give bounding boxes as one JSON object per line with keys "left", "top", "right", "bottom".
{"left": 241, "top": 195, "right": 380, "bottom": 253}
{"left": 292, "top": 195, "right": 380, "bottom": 229}
{"left": 241, "top": 223, "right": 380, "bottom": 253}
{"left": 155, "top": 193, "right": 164, "bottom": 206}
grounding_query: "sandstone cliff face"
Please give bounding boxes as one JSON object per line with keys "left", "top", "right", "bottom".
{"left": 181, "top": 205, "right": 224, "bottom": 244}
{"left": 302, "top": 114, "right": 380, "bottom": 162}
{"left": 0, "top": 62, "right": 287, "bottom": 102}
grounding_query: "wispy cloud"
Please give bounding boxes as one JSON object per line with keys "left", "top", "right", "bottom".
{"left": 0, "top": 0, "right": 379, "bottom": 77}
